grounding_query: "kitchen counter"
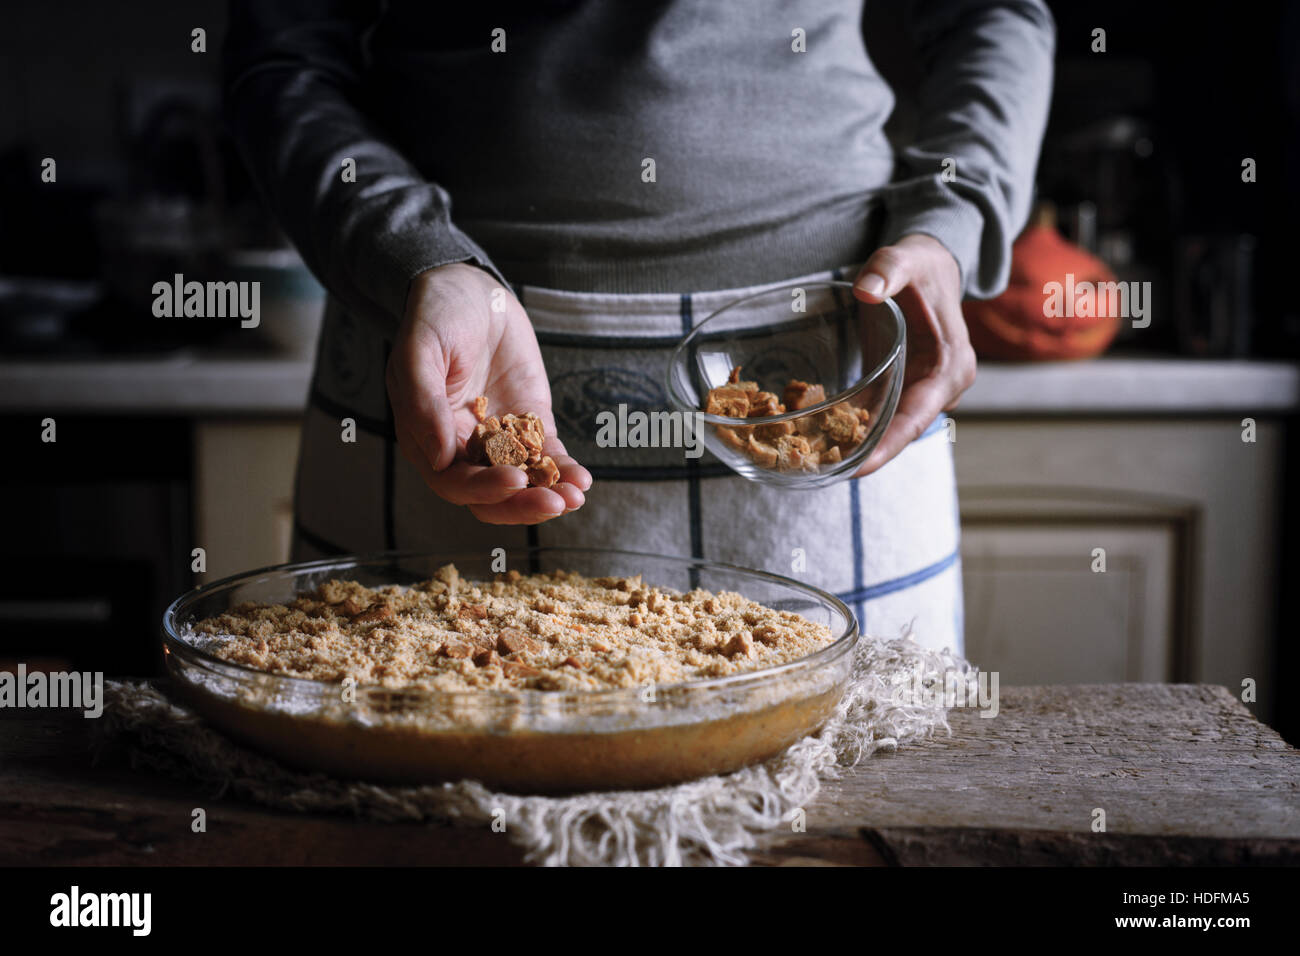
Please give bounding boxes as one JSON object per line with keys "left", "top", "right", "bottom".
{"left": 0, "top": 351, "right": 315, "bottom": 416}
{"left": 963, "top": 356, "right": 1300, "bottom": 415}
{"left": 1, "top": 352, "right": 1296, "bottom": 417}
{"left": 4, "top": 683, "right": 1297, "bottom": 865}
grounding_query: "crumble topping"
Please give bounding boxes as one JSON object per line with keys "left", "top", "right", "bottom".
{"left": 194, "top": 565, "right": 834, "bottom": 692}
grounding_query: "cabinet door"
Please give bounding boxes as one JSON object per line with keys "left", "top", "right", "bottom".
{"left": 961, "top": 523, "right": 1177, "bottom": 684}
{"left": 194, "top": 421, "right": 302, "bottom": 583}
{"left": 954, "top": 418, "right": 1280, "bottom": 722}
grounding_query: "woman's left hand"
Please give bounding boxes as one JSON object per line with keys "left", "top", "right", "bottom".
{"left": 850, "top": 233, "right": 976, "bottom": 476}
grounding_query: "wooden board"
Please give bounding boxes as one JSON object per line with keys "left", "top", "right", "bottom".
{"left": 1, "top": 684, "right": 1296, "bottom": 866}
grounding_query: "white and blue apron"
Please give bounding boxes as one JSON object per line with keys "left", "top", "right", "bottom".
{"left": 291, "top": 264, "right": 964, "bottom": 655}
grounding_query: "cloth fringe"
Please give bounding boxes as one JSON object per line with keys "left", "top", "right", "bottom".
{"left": 97, "top": 632, "right": 973, "bottom": 866}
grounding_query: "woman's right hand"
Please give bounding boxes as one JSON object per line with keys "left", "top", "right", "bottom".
{"left": 385, "top": 262, "right": 591, "bottom": 524}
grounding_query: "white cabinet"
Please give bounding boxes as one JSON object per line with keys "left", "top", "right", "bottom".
{"left": 962, "top": 523, "right": 1177, "bottom": 684}
{"left": 193, "top": 420, "right": 302, "bottom": 583}
{"left": 955, "top": 418, "right": 1281, "bottom": 721}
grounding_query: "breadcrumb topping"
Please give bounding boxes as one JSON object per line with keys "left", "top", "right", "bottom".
{"left": 195, "top": 565, "right": 834, "bottom": 692}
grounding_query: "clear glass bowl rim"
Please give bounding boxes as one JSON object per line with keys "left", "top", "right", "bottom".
{"left": 665, "top": 279, "right": 906, "bottom": 426}
{"left": 162, "top": 546, "right": 860, "bottom": 708}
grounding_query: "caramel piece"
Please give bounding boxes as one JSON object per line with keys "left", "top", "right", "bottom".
{"left": 754, "top": 419, "right": 796, "bottom": 441}
{"left": 795, "top": 415, "right": 821, "bottom": 438}
{"left": 353, "top": 602, "right": 394, "bottom": 625}
{"left": 783, "top": 380, "right": 826, "bottom": 411}
{"left": 819, "top": 404, "right": 861, "bottom": 445}
{"left": 497, "top": 627, "right": 543, "bottom": 656}
{"left": 720, "top": 632, "right": 754, "bottom": 659}
{"left": 483, "top": 428, "right": 528, "bottom": 467}
{"left": 773, "top": 434, "right": 816, "bottom": 473}
{"left": 724, "top": 366, "right": 759, "bottom": 391}
{"left": 747, "top": 391, "right": 784, "bottom": 417}
{"left": 464, "top": 399, "right": 559, "bottom": 488}
{"left": 501, "top": 660, "right": 541, "bottom": 679}
{"left": 503, "top": 413, "right": 547, "bottom": 460}
{"left": 526, "top": 456, "right": 561, "bottom": 489}
{"left": 746, "top": 434, "right": 779, "bottom": 468}
{"left": 714, "top": 426, "right": 749, "bottom": 452}
{"left": 705, "top": 389, "right": 751, "bottom": 418}
{"left": 439, "top": 641, "right": 474, "bottom": 659}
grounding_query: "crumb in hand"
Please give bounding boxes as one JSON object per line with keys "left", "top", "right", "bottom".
{"left": 464, "top": 396, "right": 561, "bottom": 488}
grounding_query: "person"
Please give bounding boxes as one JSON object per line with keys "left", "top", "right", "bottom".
{"left": 223, "top": 1, "right": 1054, "bottom": 653}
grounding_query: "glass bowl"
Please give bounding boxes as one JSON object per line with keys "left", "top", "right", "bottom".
{"left": 162, "top": 547, "right": 859, "bottom": 794}
{"left": 666, "top": 280, "right": 906, "bottom": 488}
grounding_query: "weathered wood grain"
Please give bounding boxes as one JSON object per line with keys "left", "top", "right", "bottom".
{"left": 1, "top": 684, "right": 1295, "bottom": 865}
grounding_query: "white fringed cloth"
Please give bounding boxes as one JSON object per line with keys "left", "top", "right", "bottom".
{"left": 99, "top": 635, "right": 972, "bottom": 866}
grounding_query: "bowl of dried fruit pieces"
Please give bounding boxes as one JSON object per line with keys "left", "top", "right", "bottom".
{"left": 666, "top": 280, "right": 906, "bottom": 488}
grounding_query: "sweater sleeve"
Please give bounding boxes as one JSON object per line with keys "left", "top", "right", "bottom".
{"left": 222, "top": 0, "right": 507, "bottom": 330}
{"left": 877, "top": 0, "right": 1055, "bottom": 299}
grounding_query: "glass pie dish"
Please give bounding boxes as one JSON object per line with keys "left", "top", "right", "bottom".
{"left": 162, "top": 547, "right": 859, "bottom": 794}
{"left": 666, "top": 280, "right": 906, "bottom": 488}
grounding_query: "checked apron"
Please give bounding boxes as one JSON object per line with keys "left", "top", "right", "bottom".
{"left": 291, "top": 264, "right": 965, "bottom": 654}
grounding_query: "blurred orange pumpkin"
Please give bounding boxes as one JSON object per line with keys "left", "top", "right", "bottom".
{"left": 963, "top": 211, "right": 1121, "bottom": 361}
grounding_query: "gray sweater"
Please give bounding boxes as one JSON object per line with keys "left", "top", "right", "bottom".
{"left": 224, "top": 1, "right": 1054, "bottom": 327}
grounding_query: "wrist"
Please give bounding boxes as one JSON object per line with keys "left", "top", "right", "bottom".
{"left": 406, "top": 261, "right": 495, "bottom": 317}
{"left": 896, "top": 232, "right": 958, "bottom": 267}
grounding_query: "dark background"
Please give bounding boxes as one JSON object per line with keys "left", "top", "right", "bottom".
{"left": 1, "top": 0, "right": 1295, "bottom": 353}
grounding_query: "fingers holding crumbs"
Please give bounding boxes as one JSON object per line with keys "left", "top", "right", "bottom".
{"left": 463, "top": 395, "right": 562, "bottom": 489}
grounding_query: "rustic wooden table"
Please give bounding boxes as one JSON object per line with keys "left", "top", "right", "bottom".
{"left": 2, "top": 684, "right": 1297, "bottom": 866}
